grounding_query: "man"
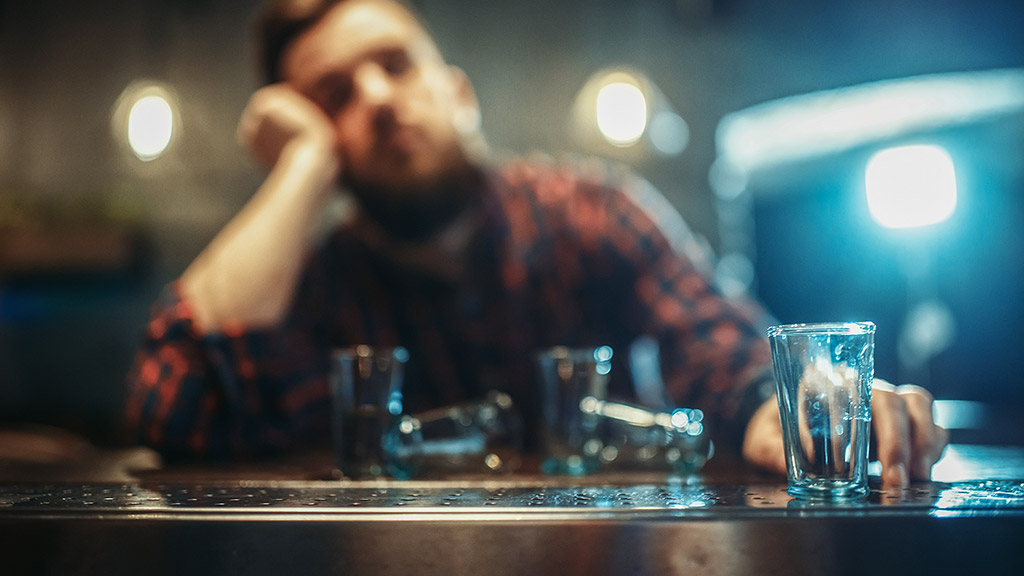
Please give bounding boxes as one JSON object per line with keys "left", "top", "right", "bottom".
{"left": 126, "top": 0, "right": 946, "bottom": 487}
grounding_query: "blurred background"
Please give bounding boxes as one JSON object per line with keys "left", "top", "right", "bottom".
{"left": 1, "top": 0, "right": 1022, "bottom": 447}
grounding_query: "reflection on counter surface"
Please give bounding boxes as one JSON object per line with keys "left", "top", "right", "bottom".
{"left": 1, "top": 444, "right": 1023, "bottom": 576}
{"left": 2, "top": 402, "right": 1023, "bottom": 575}
{"left": 1, "top": 477, "right": 1023, "bottom": 516}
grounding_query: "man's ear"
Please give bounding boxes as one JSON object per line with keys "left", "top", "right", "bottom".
{"left": 447, "top": 66, "right": 481, "bottom": 135}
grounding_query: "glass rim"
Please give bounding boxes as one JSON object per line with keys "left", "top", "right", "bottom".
{"left": 766, "top": 321, "right": 875, "bottom": 338}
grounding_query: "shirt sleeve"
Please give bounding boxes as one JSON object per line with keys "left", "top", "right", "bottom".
{"left": 124, "top": 281, "right": 332, "bottom": 458}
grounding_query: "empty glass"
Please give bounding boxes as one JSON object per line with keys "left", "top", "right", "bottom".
{"left": 583, "top": 398, "right": 713, "bottom": 475}
{"left": 387, "top": 390, "right": 525, "bottom": 475}
{"left": 536, "top": 345, "right": 613, "bottom": 475}
{"left": 768, "top": 322, "right": 874, "bottom": 500}
{"left": 330, "top": 345, "right": 411, "bottom": 479}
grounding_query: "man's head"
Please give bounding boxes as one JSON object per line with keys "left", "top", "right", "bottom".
{"left": 255, "top": 0, "right": 482, "bottom": 224}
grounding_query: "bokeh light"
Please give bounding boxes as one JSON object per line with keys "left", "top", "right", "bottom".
{"left": 865, "top": 144, "right": 957, "bottom": 229}
{"left": 649, "top": 110, "right": 690, "bottom": 156}
{"left": 111, "top": 82, "right": 179, "bottom": 163}
{"left": 127, "top": 95, "right": 174, "bottom": 161}
{"left": 595, "top": 81, "right": 648, "bottom": 146}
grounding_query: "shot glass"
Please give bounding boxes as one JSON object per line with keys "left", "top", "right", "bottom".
{"left": 582, "top": 399, "right": 713, "bottom": 475}
{"left": 388, "top": 390, "right": 525, "bottom": 475}
{"left": 768, "top": 322, "right": 874, "bottom": 500}
{"left": 330, "top": 345, "right": 411, "bottom": 479}
{"left": 535, "top": 345, "right": 612, "bottom": 476}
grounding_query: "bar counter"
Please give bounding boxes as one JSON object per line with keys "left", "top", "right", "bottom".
{"left": 2, "top": 443, "right": 1023, "bottom": 575}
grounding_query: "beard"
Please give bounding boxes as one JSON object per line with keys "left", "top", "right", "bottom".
{"left": 342, "top": 160, "right": 485, "bottom": 243}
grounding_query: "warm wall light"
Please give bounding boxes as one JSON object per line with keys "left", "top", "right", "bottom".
{"left": 571, "top": 68, "right": 689, "bottom": 159}
{"left": 865, "top": 144, "right": 957, "bottom": 229}
{"left": 595, "top": 80, "right": 647, "bottom": 146}
{"left": 112, "top": 82, "right": 180, "bottom": 162}
{"left": 128, "top": 95, "right": 174, "bottom": 160}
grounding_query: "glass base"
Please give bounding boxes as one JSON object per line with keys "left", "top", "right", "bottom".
{"left": 787, "top": 478, "right": 869, "bottom": 500}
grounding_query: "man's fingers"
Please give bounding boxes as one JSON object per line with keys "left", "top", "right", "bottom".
{"left": 743, "top": 382, "right": 949, "bottom": 488}
{"left": 742, "top": 398, "right": 787, "bottom": 475}
{"left": 871, "top": 380, "right": 911, "bottom": 488}
{"left": 897, "top": 385, "right": 949, "bottom": 479}
{"left": 237, "top": 84, "right": 336, "bottom": 170}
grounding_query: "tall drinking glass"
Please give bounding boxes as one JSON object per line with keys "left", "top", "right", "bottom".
{"left": 767, "top": 322, "right": 874, "bottom": 500}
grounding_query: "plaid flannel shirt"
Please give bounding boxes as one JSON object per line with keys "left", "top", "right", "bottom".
{"left": 126, "top": 157, "right": 773, "bottom": 458}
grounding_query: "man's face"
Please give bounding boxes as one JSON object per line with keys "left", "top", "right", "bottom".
{"left": 281, "top": 0, "right": 475, "bottom": 197}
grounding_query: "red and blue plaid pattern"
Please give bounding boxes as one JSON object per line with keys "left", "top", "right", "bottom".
{"left": 126, "top": 158, "right": 773, "bottom": 458}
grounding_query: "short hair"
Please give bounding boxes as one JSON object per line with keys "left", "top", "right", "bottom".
{"left": 254, "top": 0, "right": 346, "bottom": 86}
{"left": 253, "top": 0, "right": 422, "bottom": 86}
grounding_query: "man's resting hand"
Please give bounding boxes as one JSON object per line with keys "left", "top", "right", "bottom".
{"left": 742, "top": 379, "right": 949, "bottom": 488}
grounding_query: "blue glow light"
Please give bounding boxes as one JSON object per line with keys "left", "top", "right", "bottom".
{"left": 716, "top": 68, "right": 1024, "bottom": 175}
{"left": 865, "top": 144, "right": 957, "bottom": 229}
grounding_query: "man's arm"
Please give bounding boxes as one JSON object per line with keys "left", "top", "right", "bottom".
{"left": 125, "top": 86, "right": 342, "bottom": 456}
{"left": 181, "top": 84, "right": 340, "bottom": 333}
{"left": 124, "top": 283, "right": 332, "bottom": 457}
